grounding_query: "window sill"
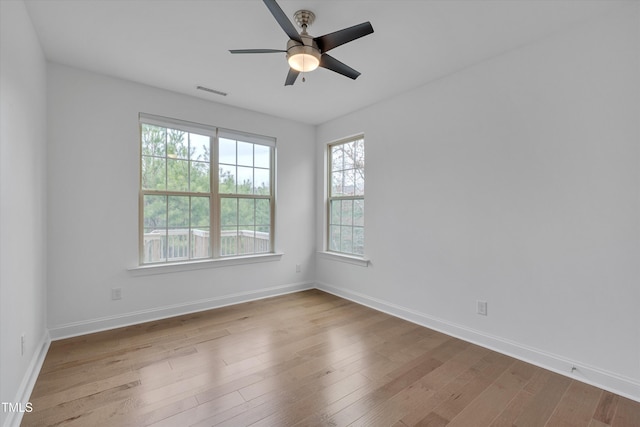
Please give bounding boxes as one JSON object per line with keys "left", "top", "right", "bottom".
{"left": 128, "top": 252, "right": 284, "bottom": 276}
{"left": 317, "top": 251, "right": 370, "bottom": 267}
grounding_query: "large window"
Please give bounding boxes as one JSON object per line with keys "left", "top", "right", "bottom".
{"left": 328, "top": 136, "right": 364, "bottom": 256}
{"left": 139, "top": 113, "right": 275, "bottom": 264}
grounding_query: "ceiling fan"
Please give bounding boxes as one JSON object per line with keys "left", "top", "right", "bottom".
{"left": 230, "top": 0, "right": 374, "bottom": 86}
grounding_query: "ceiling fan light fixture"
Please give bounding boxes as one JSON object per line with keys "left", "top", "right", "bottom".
{"left": 287, "top": 44, "right": 321, "bottom": 72}
{"left": 288, "top": 53, "right": 319, "bottom": 72}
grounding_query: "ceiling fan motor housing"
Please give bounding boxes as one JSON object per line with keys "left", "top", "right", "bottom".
{"left": 286, "top": 35, "right": 320, "bottom": 57}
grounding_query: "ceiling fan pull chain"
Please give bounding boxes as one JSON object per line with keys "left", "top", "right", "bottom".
{"left": 302, "top": 55, "right": 306, "bottom": 82}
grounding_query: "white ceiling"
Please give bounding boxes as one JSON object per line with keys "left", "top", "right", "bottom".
{"left": 24, "top": 0, "right": 623, "bottom": 125}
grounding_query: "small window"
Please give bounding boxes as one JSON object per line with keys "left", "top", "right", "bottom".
{"left": 328, "top": 136, "right": 364, "bottom": 256}
{"left": 139, "top": 114, "right": 275, "bottom": 265}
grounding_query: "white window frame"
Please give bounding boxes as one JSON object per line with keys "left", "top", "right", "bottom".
{"left": 327, "top": 135, "right": 365, "bottom": 258}
{"left": 138, "top": 113, "right": 276, "bottom": 266}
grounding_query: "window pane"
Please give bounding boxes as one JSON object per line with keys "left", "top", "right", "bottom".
{"left": 355, "top": 170, "right": 365, "bottom": 196}
{"left": 254, "top": 168, "right": 270, "bottom": 195}
{"left": 354, "top": 139, "right": 365, "bottom": 169}
{"left": 255, "top": 199, "right": 270, "bottom": 226}
{"left": 190, "top": 133, "right": 210, "bottom": 162}
{"left": 143, "top": 196, "right": 167, "bottom": 263}
{"left": 353, "top": 227, "right": 364, "bottom": 255}
{"left": 219, "top": 164, "right": 236, "bottom": 193}
{"left": 190, "top": 160, "right": 210, "bottom": 193}
{"left": 219, "top": 138, "right": 236, "bottom": 165}
{"left": 190, "top": 197, "right": 210, "bottom": 228}
{"left": 191, "top": 227, "right": 210, "bottom": 259}
{"left": 167, "top": 159, "right": 189, "bottom": 192}
{"left": 331, "top": 169, "right": 355, "bottom": 197}
{"left": 221, "top": 226, "right": 238, "bottom": 256}
{"left": 167, "top": 128, "right": 188, "bottom": 159}
{"left": 142, "top": 156, "right": 166, "bottom": 190}
{"left": 254, "top": 144, "right": 270, "bottom": 168}
{"left": 237, "top": 142, "right": 253, "bottom": 166}
{"left": 329, "top": 225, "right": 341, "bottom": 252}
{"left": 143, "top": 232, "right": 166, "bottom": 263}
{"left": 331, "top": 145, "right": 344, "bottom": 171}
{"left": 343, "top": 142, "right": 355, "bottom": 169}
{"left": 331, "top": 171, "right": 344, "bottom": 197}
{"left": 168, "top": 196, "right": 189, "bottom": 228}
{"left": 238, "top": 226, "right": 255, "bottom": 255}
{"left": 236, "top": 166, "right": 253, "bottom": 194}
{"left": 167, "top": 231, "right": 188, "bottom": 260}
{"left": 341, "top": 200, "right": 353, "bottom": 226}
{"left": 255, "top": 226, "right": 270, "bottom": 253}
{"left": 143, "top": 195, "right": 166, "bottom": 231}
{"left": 221, "top": 198, "right": 238, "bottom": 226}
{"left": 353, "top": 199, "right": 364, "bottom": 227}
{"left": 343, "top": 169, "right": 355, "bottom": 196}
{"left": 330, "top": 200, "right": 341, "bottom": 225}
{"left": 238, "top": 198, "right": 255, "bottom": 226}
{"left": 166, "top": 196, "right": 189, "bottom": 261}
{"left": 141, "top": 124, "right": 166, "bottom": 157}
{"left": 340, "top": 226, "right": 353, "bottom": 253}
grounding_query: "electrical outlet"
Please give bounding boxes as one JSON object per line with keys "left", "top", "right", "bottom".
{"left": 296, "top": 264, "right": 301, "bottom": 273}
{"left": 477, "top": 301, "right": 488, "bottom": 316}
{"left": 111, "top": 288, "right": 122, "bottom": 300}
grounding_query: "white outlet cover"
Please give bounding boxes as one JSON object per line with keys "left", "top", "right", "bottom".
{"left": 477, "top": 301, "right": 488, "bottom": 316}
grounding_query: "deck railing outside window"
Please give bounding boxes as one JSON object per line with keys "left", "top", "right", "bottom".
{"left": 143, "top": 229, "right": 270, "bottom": 262}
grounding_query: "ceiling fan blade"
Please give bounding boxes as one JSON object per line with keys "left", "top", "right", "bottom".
{"left": 314, "top": 22, "right": 374, "bottom": 53}
{"left": 263, "top": 0, "right": 303, "bottom": 44}
{"left": 229, "top": 49, "right": 286, "bottom": 54}
{"left": 319, "top": 54, "right": 361, "bottom": 80}
{"left": 285, "top": 68, "right": 300, "bottom": 86}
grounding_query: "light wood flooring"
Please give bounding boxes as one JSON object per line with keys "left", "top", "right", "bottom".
{"left": 22, "top": 289, "right": 640, "bottom": 426}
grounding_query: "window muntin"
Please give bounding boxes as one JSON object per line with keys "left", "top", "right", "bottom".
{"left": 139, "top": 114, "right": 274, "bottom": 265}
{"left": 328, "top": 136, "right": 364, "bottom": 256}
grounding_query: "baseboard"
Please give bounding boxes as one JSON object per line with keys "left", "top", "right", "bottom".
{"left": 49, "top": 281, "right": 314, "bottom": 340}
{"left": 3, "top": 331, "right": 51, "bottom": 427}
{"left": 315, "top": 281, "right": 640, "bottom": 403}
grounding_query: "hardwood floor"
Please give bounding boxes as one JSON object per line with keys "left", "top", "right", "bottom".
{"left": 22, "top": 290, "right": 640, "bottom": 426}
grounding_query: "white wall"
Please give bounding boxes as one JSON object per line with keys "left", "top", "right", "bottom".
{"left": 316, "top": 4, "right": 639, "bottom": 399}
{"left": 46, "top": 64, "right": 316, "bottom": 337}
{"left": 0, "top": 1, "right": 49, "bottom": 425}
